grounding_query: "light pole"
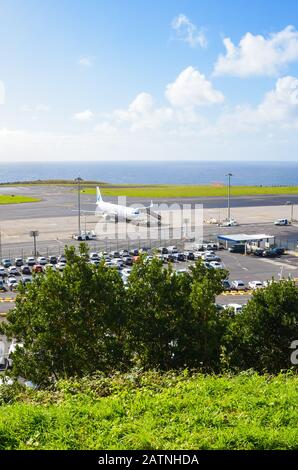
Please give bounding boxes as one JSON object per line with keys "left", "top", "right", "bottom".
{"left": 75, "top": 177, "right": 83, "bottom": 235}
{"left": 30, "top": 231, "right": 39, "bottom": 257}
{"left": 226, "top": 173, "right": 233, "bottom": 221}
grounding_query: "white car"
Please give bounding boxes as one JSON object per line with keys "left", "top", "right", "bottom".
{"left": 167, "top": 246, "right": 178, "bottom": 254}
{"left": 26, "top": 257, "right": 36, "bottom": 266}
{"left": 202, "top": 253, "right": 221, "bottom": 262}
{"left": 225, "top": 303, "right": 243, "bottom": 314}
{"left": 220, "top": 219, "right": 238, "bottom": 227}
{"left": 122, "top": 268, "right": 132, "bottom": 277}
{"left": 176, "top": 268, "right": 188, "bottom": 275}
{"left": 110, "top": 258, "right": 124, "bottom": 268}
{"left": 37, "top": 256, "right": 48, "bottom": 266}
{"left": 56, "top": 262, "right": 66, "bottom": 271}
{"left": 274, "top": 218, "right": 291, "bottom": 226}
{"left": 8, "top": 266, "right": 19, "bottom": 276}
{"left": 209, "top": 261, "right": 224, "bottom": 269}
{"left": 0, "top": 267, "right": 6, "bottom": 277}
{"left": 7, "top": 276, "right": 18, "bottom": 290}
{"left": 231, "top": 280, "right": 247, "bottom": 291}
{"left": 248, "top": 280, "right": 263, "bottom": 290}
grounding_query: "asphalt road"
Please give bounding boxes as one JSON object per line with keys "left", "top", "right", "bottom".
{"left": 1, "top": 185, "right": 298, "bottom": 220}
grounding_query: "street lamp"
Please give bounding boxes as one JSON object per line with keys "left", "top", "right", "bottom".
{"left": 226, "top": 173, "right": 233, "bottom": 221}
{"left": 75, "top": 177, "right": 83, "bottom": 235}
{"left": 30, "top": 231, "right": 39, "bottom": 257}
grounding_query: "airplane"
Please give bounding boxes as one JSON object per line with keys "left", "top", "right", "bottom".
{"left": 93, "top": 187, "right": 154, "bottom": 223}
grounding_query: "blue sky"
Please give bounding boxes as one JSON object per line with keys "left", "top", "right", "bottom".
{"left": 1, "top": 0, "right": 298, "bottom": 161}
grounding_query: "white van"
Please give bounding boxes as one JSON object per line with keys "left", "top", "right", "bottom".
{"left": 274, "top": 218, "right": 291, "bottom": 226}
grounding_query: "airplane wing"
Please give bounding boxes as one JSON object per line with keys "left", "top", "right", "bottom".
{"left": 137, "top": 201, "right": 154, "bottom": 212}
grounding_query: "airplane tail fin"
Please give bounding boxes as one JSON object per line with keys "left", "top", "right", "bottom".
{"left": 96, "top": 187, "right": 103, "bottom": 203}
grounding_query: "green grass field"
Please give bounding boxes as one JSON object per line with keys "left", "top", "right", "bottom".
{"left": 0, "top": 371, "right": 297, "bottom": 450}
{"left": 0, "top": 195, "right": 40, "bottom": 205}
{"left": 82, "top": 185, "right": 298, "bottom": 199}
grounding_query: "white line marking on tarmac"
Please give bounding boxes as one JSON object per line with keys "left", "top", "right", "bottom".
{"left": 259, "top": 258, "right": 298, "bottom": 270}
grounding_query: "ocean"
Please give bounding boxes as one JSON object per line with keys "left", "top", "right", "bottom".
{"left": 0, "top": 161, "right": 297, "bottom": 186}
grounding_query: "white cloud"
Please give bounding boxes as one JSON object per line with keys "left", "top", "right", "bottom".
{"left": 172, "top": 14, "right": 207, "bottom": 48}
{"left": 206, "top": 76, "right": 298, "bottom": 137}
{"left": 214, "top": 25, "right": 298, "bottom": 77}
{"left": 165, "top": 66, "right": 224, "bottom": 108}
{"left": 258, "top": 76, "right": 298, "bottom": 122}
{"left": 78, "top": 55, "right": 95, "bottom": 67}
{"left": 73, "top": 110, "right": 95, "bottom": 122}
{"left": 21, "top": 104, "right": 51, "bottom": 113}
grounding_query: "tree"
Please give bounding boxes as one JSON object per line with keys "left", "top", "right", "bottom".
{"left": 1, "top": 244, "right": 128, "bottom": 385}
{"left": 125, "top": 257, "right": 227, "bottom": 371}
{"left": 222, "top": 280, "right": 298, "bottom": 373}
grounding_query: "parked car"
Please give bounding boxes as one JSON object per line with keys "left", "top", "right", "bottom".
{"left": 158, "top": 247, "right": 168, "bottom": 255}
{"left": 203, "top": 243, "right": 218, "bottom": 251}
{"left": 222, "top": 279, "right": 233, "bottom": 291}
{"left": 21, "top": 265, "right": 31, "bottom": 275}
{"left": 176, "top": 268, "right": 188, "bottom": 275}
{"left": 26, "top": 257, "right": 36, "bottom": 266}
{"left": 209, "top": 261, "right": 224, "bottom": 269}
{"left": 248, "top": 280, "right": 263, "bottom": 290}
{"left": 224, "top": 303, "right": 243, "bottom": 314}
{"left": 184, "top": 251, "right": 195, "bottom": 261}
{"left": 48, "top": 256, "right": 57, "bottom": 265}
{"left": 167, "top": 246, "right": 178, "bottom": 254}
{"left": 262, "top": 249, "right": 277, "bottom": 258}
{"left": 124, "top": 256, "right": 133, "bottom": 266}
{"left": 0, "top": 279, "right": 7, "bottom": 291}
{"left": 271, "top": 247, "right": 285, "bottom": 256}
{"left": 0, "top": 267, "right": 6, "bottom": 277}
{"left": 32, "top": 264, "right": 43, "bottom": 273}
{"left": 7, "top": 276, "right": 18, "bottom": 290}
{"left": 8, "top": 266, "right": 20, "bottom": 276}
{"left": 37, "top": 256, "right": 48, "bottom": 265}
{"left": 45, "top": 264, "right": 56, "bottom": 271}
{"left": 220, "top": 219, "right": 238, "bottom": 227}
{"left": 274, "top": 218, "right": 291, "bottom": 226}
{"left": 174, "top": 253, "right": 185, "bottom": 262}
{"left": 90, "top": 252, "right": 100, "bottom": 261}
{"left": 229, "top": 244, "right": 245, "bottom": 254}
{"left": 202, "top": 253, "right": 221, "bottom": 262}
{"left": 2, "top": 259, "right": 11, "bottom": 268}
{"left": 14, "top": 258, "right": 23, "bottom": 267}
{"left": 56, "top": 262, "right": 66, "bottom": 272}
{"left": 231, "top": 280, "right": 247, "bottom": 291}
{"left": 253, "top": 249, "right": 264, "bottom": 257}
{"left": 21, "top": 276, "right": 32, "bottom": 286}
{"left": 58, "top": 255, "right": 66, "bottom": 263}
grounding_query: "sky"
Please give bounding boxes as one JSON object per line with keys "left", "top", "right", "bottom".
{"left": 1, "top": 0, "right": 298, "bottom": 161}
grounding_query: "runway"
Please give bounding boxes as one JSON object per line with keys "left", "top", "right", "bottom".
{"left": 1, "top": 185, "right": 298, "bottom": 220}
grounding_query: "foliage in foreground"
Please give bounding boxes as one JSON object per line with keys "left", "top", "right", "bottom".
{"left": 0, "top": 371, "right": 297, "bottom": 450}
{"left": 1, "top": 244, "right": 298, "bottom": 385}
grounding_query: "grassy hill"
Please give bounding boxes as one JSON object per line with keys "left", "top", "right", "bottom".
{"left": 0, "top": 371, "right": 297, "bottom": 450}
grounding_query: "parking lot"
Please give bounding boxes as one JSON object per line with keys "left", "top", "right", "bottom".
{"left": 0, "top": 242, "right": 297, "bottom": 312}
